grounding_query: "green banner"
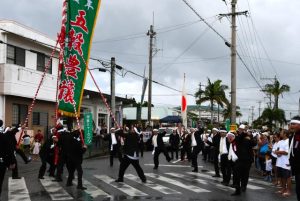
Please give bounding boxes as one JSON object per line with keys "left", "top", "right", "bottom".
{"left": 84, "top": 112, "right": 93, "bottom": 145}
{"left": 58, "top": 0, "right": 101, "bottom": 117}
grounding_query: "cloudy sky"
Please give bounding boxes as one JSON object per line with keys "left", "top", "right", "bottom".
{"left": 1, "top": 0, "right": 299, "bottom": 122}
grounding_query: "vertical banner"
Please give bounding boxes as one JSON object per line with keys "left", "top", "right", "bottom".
{"left": 84, "top": 112, "right": 93, "bottom": 145}
{"left": 58, "top": 0, "right": 101, "bottom": 116}
{"left": 181, "top": 73, "right": 187, "bottom": 128}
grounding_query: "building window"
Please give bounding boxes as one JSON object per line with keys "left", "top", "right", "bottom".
{"left": 6, "top": 45, "right": 25, "bottom": 67}
{"left": 32, "top": 112, "right": 48, "bottom": 126}
{"left": 37, "top": 53, "right": 52, "bottom": 74}
{"left": 12, "top": 104, "right": 28, "bottom": 126}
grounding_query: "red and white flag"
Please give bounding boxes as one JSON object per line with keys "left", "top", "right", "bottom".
{"left": 181, "top": 73, "right": 187, "bottom": 128}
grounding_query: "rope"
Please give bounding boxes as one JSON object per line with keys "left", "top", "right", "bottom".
{"left": 17, "top": 39, "right": 60, "bottom": 147}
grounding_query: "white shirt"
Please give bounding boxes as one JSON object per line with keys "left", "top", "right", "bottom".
{"left": 266, "top": 159, "right": 272, "bottom": 171}
{"left": 110, "top": 133, "right": 117, "bottom": 151}
{"left": 219, "top": 137, "right": 228, "bottom": 155}
{"left": 191, "top": 132, "right": 197, "bottom": 147}
{"left": 228, "top": 143, "right": 238, "bottom": 162}
{"left": 276, "top": 138, "right": 290, "bottom": 170}
{"left": 271, "top": 141, "right": 279, "bottom": 158}
{"left": 152, "top": 135, "right": 158, "bottom": 147}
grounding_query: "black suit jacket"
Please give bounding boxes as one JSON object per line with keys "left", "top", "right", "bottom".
{"left": 103, "top": 132, "right": 121, "bottom": 149}
{"left": 192, "top": 131, "right": 203, "bottom": 148}
{"left": 0, "top": 132, "right": 15, "bottom": 167}
{"left": 236, "top": 132, "right": 257, "bottom": 162}
{"left": 150, "top": 131, "right": 166, "bottom": 149}
{"left": 119, "top": 130, "right": 140, "bottom": 157}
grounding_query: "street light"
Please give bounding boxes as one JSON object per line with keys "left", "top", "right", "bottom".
{"left": 89, "top": 67, "right": 107, "bottom": 72}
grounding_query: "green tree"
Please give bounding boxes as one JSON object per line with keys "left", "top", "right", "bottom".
{"left": 260, "top": 108, "right": 286, "bottom": 130}
{"left": 263, "top": 79, "right": 290, "bottom": 109}
{"left": 195, "top": 78, "right": 229, "bottom": 123}
{"left": 222, "top": 104, "right": 242, "bottom": 120}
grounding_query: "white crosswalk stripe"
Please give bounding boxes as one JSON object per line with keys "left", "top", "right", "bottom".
{"left": 187, "top": 172, "right": 265, "bottom": 190}
{"left": 39, "top": 176, "right": 73, "bottom": 200}
{"left": 165, "top": 172, "right": 208, "bottom": 185}
{"left": 8, "top": 177, "right": 31, "bottom": 201}
{"left": 94, "top": 174, "right": 148, "bottom": 196}
{"left": 125, "top": 174, "right": 181, "bottom": 195}
{"left": 145, "top": 173, "right": 211, "bottom": 193}
{"left": 73, "top": 177, "right": 111, "bottom": 199}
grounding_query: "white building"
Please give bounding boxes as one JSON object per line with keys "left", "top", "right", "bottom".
{"left": 0, "top": 20, "right": 131, "bottom": 137}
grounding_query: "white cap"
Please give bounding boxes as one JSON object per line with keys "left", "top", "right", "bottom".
{"left": 227, "top": 132, "right": 235, "bottom": 138}
{"left": 219, "top": 129, "right": 227, "bottom": 133}
{"left": 212, "top": 128, "right": 219, "bottom": 132}
{"left": 153, "top": 129, "right": 158, "bottom": 132}
{"left": 239, "top": 124, "right": 246, "bottom": 129}
{"left": 261, "top": 132, "right": 269, "bottom": 137}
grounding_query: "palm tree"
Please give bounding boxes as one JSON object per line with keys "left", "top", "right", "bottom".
{"left": 222, "top": 104, "right": 242, "bottom": 120}
{"left": 195, "top": 78, "right": 229, "bottom": 123}
{"left": 263, "top": 79, "right": 290, "bottom": 109}
{"left": 260, "top": 108, "right": 286, "bottom": 130}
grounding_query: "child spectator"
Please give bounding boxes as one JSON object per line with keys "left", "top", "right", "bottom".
{"left": 32, "top": 139, "right": 41, "bottom": 161}
{"left": 265, "top": 152, "right": 272, "bottom": 182}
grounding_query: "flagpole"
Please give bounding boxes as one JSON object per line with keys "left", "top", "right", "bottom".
{"left": 181, "top": 73, "right": 187, "bottom": 128}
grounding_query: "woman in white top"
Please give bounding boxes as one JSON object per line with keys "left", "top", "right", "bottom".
{"left": 270, "top": 133, "right": 280, "bottom": 185}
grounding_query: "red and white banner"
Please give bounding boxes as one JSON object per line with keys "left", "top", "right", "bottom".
{"left": 181, "top": 74, "right": 187, "bottom": 128}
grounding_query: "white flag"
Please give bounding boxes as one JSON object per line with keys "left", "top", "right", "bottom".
{"left": 181, "top": 74, "right": 187, "bottom": 128}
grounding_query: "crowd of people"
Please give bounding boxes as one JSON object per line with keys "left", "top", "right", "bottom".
{"left": 0, "top": 116, "right": 299, "bottom": 200}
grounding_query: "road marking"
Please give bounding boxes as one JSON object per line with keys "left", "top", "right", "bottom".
{"left": 205, "top": 170, "right": 266, "bottom": 189}
{"left": 145, "top": 173, "right": 210, "bottom": 193}
{"left": 125, "top": 174, "right": 181, "bottom": 195}
{"left": 144, "top": 164, "right": 203, "bottom": 168}
{"left": 187, "top": 172, "right": 264, "bottom": 190}
{"left": 8, "top": 177, "right": 31, "bottom": 201}
{"left": 73, "top": 177, "right": 111, "bottom": 199}
{"left": 39, "top": 176, "right": 73, "bottom": 200}
{"left": 165, "top": 172, "right": 208, "bottom": 185}
{"left": 94, "top": 175, "right": 148, "bottom": 196}
{"left": 171, "top": 159, "right": 181, "bottom": 163}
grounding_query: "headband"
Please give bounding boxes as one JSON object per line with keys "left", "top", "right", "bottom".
{"left": 291, "top": 120, "right": 300, "bottom": 124}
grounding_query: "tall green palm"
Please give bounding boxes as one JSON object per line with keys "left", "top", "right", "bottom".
{"left": 222, "top": 104, "right": 242, "bottom": 120}
{"left": 260, "top": 108, "right": 286, "bottom": 130}
{"left": 264, "top": 79, "right": 290, "bottom": 109}
{"left": 195, "top": 78, "right": 229, "bottom": 123}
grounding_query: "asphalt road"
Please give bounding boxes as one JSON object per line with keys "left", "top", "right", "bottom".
{"left": 1, "top": 151, "right": 297, "bottom": 201}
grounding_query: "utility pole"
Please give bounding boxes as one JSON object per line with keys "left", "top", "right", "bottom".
{"left": 147, "top": 25, "right": 156, "bottom": 125}
{"left": 250, "top": 106, "right": 254, "bottom": 126}
{"left": 111, "top": 57, "right": 116, "bottom": 128}
{"left": 258, "top": 101, "right": 262, "bottom": 118}
{"left": 219, "top": 0, "right": 247, "bottom": 125}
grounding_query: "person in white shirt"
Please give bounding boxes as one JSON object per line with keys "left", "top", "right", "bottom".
{"left": 275, "top": 129, "right": 291, "bottom": 197}
{"left": 270, "top": 133, "right": 280, "bottom": 186}
{"left": 219, "top": 129, "right": 230, "bottom": 185}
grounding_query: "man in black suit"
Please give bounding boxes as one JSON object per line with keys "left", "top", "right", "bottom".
{"left": 152, "top": 129, "right": 171, "bottom": 169}
{"left": 169, "top": 129, "right": 180, "bottom": 160}
{"left": 218, "top": 129, "right": 231, "bottom": 185}
{"left": 207, "top": 128, "right": 221, "bottom": 177}
{"left": 191, "top": 128, "right": 203, "bottom": 172}
{"left": 231, "top": 124, "right": 257, "bottom": 196}
{"left": 0, "top": 119, "right": 16, "bottom": 196}
{"left": 66, "top": 129, "right": 87, "bottom": 190}
{"left": 101, "top": 127, "right": 122, "bottom": 167}
{"left": 115, "top": 127, "right": 146, "bottom": 183}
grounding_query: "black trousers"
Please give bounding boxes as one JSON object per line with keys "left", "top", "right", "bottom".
{"left": 110, "top": 145, "right": 122, "bottom": 166}
{"left": 0, "top": 163, "right": 6, "bottom": 196}
{"left": 170, "top": 146, "right": 179, "bottom": 159}
{"left": 56, "top": 153, "right": 68, "bottom": 180}
{"left": 154, "top": 147, "right": 171, "bottom": 168}
{"left": 220, "top": 154, "right": 231, "bottom": 183}
{"left": 191, "top": 146, "right": 201, "bottom": 171}
{"left": 117, "top": 155, "right": 146, "bottom": 181}
{"left": 38, "top": 157, "right": 56, "bottom": 178}
{"left": 233, "top": 161, "right": 251, "bottom": 192}
{"left": 12, "top": 158, "right": 19, "bottom": 178}
{"left": 139, "top": 143, "right": 144, "bottom": 157}
{"left": 16, "top": 149, "right": 28, "bottom": 163}
{"left": 213, "top": 150, "right": 220, "bottom": 176}
{"left": 295, "top": 173, "right": 300, "bottom": 201}
{"left": 67, "top": 161, "right": 83, "bottom": 187}
{"left": 181, "top": 145, "right": 191, "bottom": 161}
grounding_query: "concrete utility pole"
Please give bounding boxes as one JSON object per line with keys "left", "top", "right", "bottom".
{"left": 220, "top": 0, "right": 247, "bottom": 125}
{"left": 111, "top": 57, "right": 116, "bottom": 128}
{"left": 147, "top": 25, "right": 156, "bottom": 125}
{"left": 258, "top": 101, "right": 262, "bottom": 118}
{"left": 250, "top": 106, "right": 255, "bottom": 126}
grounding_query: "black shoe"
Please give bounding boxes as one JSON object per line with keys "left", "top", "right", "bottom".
{"left": 241, "top": 187, "right": 246, "bottom": 192}
{"left": 192, "top": 169, "right": 198, "bottom": 172}
{"left": 212, "top": 175, "right": 221, "bottom": 178}
{"left": 229, "top": 184, "right": 235, "bottom": 188}
{"left": 153, "top": 166, "right": 158, "bottom": 169}
{"left": 77, "top": 186, "right": 87, "bottom": 190}
{"left": 12, "top": 177, "right": 21, "bottom": 179}
{"left": 115, "top": 179, "right": 123, "bottom": 182}
{"left": 66, "top": 182, "right": 73, "bottom": 186}
{"left": 221, "top": 181, "right": 229, "bottom": 186}
{"left": 142, "top": 179, "right": 147, "bottom": 183}
{"left": 231, "top": 191, "right": 241, "bottom": 196}
{"left": 38, "top": 176, "right": 44, "bottom": 179}
{"left": 52, "top": 178, "right": 63, "bottom": 182}
{"left": 25, "top": 157, "right": 32, "bottom": 164}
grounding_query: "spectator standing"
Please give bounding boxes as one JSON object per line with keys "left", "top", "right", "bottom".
{"left": 169, "top": 129, "right": 180, "bottom": 160}
{"left": 34, "top": 129, "right": 44, "bottom": 144}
